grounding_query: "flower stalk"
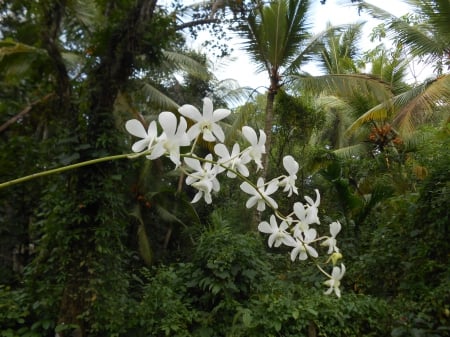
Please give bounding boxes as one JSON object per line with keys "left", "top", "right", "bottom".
{"left": 0, "top": 152, "right": 138, "bottom": 189}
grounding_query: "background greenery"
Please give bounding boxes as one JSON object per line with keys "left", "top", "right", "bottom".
{"left": 0, "top": 0, "right": 448, "bottom": 336}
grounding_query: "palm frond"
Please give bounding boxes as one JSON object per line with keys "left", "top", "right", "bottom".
{"left": 392, "top": 74, "right": 450, "bottom": 134}
{"left": 294, "top": 73, "right": 393, "bottom": 102}
{"left": 0, "top": 40, "right": 47, "bottom": 79}
{"left": 149, "top": 190, "right": 201, "bottom": 229}
{"left": 333, "top": 143, "right": 369, "bottom": 159}
{"left": 67, "top": 0, "right": 103, "bottom": 32}
{"left": 308, "top": 22, "right": 365, "bottom": 75}
{"left": 347, "top": 74, "right": 450, "bottom": 136}
{"left": 357, "top": 2, "right": 398, "bottom": 21}
{"left": 314, "top": 95, "right": 356, "bottom": 148}
{"left": 129, "top": 205, "right": 153, "bottom": 266}
{"left": 162, "top": 50, "right": 209, "bottom": 80}
{"left": 239, "top": 0, "right": 311, "bottom": 75}
{"left": 140, "top": 83, "right": 180, "bottom": 111}
{"left": 212, "top": 79, "right": 255, "bottom": 107}
{"left": 345, "top": 101, "right": 391, "bottom": 135}
{"left": 360, "top": 1, "right": 450, "bottom": 66}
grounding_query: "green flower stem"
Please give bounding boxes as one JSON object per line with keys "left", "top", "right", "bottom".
{"left": 0, "top": 152, "right": 139, "bottom": 190}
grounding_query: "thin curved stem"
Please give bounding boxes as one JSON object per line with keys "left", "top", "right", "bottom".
{"left": 0, "top": 152, "right": 139, "bottom": 190}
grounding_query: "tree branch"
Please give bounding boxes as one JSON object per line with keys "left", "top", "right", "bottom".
{"left": 176, "top": 18, "right": 219, "bottom": 31}
{"left": 0, "top": 93, "right": 55, "bottom": 134}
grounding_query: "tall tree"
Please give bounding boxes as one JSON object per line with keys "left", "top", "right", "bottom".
{"left": 0, "top": 1, "right": 247, "bottom": 335}
{"left": 350, "top": 0, "right": 450, "bottom": 135}
{"left": 238, "top": 0, "right": 322, "bottom": 174}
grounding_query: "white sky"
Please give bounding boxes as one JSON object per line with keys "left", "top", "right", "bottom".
{"left": 197, "top": 0, "right": 418, "bottom": 90}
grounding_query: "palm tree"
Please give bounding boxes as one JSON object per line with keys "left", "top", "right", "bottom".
{"left": 316, "top": 22, "right": 364, "bottom": 75}
{"left": 349, "top": 0, "right": 450, "bottom": 135}
{"left": 238, "top": 0, "right": 324, "bottom": 174}
{"left": 310, "top": 22, "right": 368, "bottom": 150}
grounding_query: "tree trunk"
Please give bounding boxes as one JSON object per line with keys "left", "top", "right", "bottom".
{"left": 41, "top": 1, "right": 158, "bottom": 335}
{"left": 254, "top": 72, "right": 279, "bottom": 227}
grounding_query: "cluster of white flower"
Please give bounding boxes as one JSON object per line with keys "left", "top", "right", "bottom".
{"left": 125, "top": 97, "right": 345, "bottom": 297}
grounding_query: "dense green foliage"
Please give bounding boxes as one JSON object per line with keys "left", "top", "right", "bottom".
{"left": 1, "top": 0, "right": 449, "bottom": 336}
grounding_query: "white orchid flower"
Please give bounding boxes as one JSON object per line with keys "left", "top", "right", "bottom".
{"left": 178, "top": 97, "right": 230, "bottom": 142}
{"left": 240, "top": 177, "right": 278, "bottom": 212}
{"left": 305, "top": 189, "right": 321, "bottom": 225}
{"left": 242, "top": 126, "right": 266, "bottom": 171}
{"left": 324, "top": 264, "right": 346, "bottom": 298}
{"left": 288, "top": 228, "right": 318, "bottom": 261}
{"left": 184, "top": 154, "right": 220, "bottom": 204}
{"left": 125, "top": 119, "right": 159, "bottom": 153}
{"left": 278, "top": 155, "right": 299, "bottom": 196}
{"left": 258, "top": 215, "right": 294, "bottom": 248}
{"left": 149, "top": 111, "right": 190, "bottom": 167}
{"left": 292, "top": 202, "right": 312, "bottom": 234}
{"left": 214, "top": 143, "right": 251, "bottom": 178}
{"left": 321, "top": 221, "right": 342, "bottom": 254}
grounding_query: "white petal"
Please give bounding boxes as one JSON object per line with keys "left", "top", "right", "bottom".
{"left": 184, "top": 157, "right": 203, "bottom": 172}
{"left": 256, "top": 200, "right": 266, "bottom": 211}
{"left": 256, "top": 177, "right": 264, "bottom": 188}
{"left": 126, "top": 119, "right": 148, "bottom": 138}
{"left": 273, "top": 236, "right": 283, "bottom": 248}
{"left": 338, "top": 264, "right": 346, "bottom": 279}
{"left": 214, "top": 143, "right": 230, "bottom": 159}
{"left": 331, "top": 266, "right": 341, "bottom": 279}
{"left": 269, "top": 215, "right": 278, "bottom": 229}
{"left": 283, "top": 155, "right": 299, "bottom": 175}
{"left": 147, "top": 121, "right": 158, "bottom": 136}
{"left": 258, "top": 221, "right": 273, "bottom": 234}
{"left": 211, "top": 124, "right": 225, "bottom": 143}
{"left": 211, "top": 178, "right": 220, "bottom": 192}
{"left": 264, "top": 196, "right": 278, "bottom": 210}
{"left": 299, "top": 251, "right": 308, "bottom": 260}
{"left": 187, "top": 124, "right": 201, "bottom": 140}
{"left": 324, "top": 287, "right": 333, "bottom": 295}
{"left": 304, "top": 189, "right": 320, "bottom": 207}
{"left": 240, "top": 182, "right": 257, "bottom": 195}
{"left": 176, "top": 117, "right": 189, "bottom": 143}
{"left": 179, "top": 104, "right": 202, "bottom": 122}
{"left": 258, "top": 130, "right": 266, "bottom": 147}
{"left": 202, "top": 128, "right": 216, "bottom": 142}
{"left": 330, "top": 221, "right": 342, "bottom": 237}
{"left": 168, "top": 149, "right": 181, "bottom": 166}
{"left": 246, "top": 196, "right": 259, "bottom": 209}
{"left": 212, "top": 108, "right": 231, "bottom": 122}
{"left": 268, "top": 234, "right": 276, "bottom": 247}
{"left": 148, "top": 143, "right": 165, "bottom": 160}
{"left": 242, "top": 126, "right": 257, "bottom": 145}
{"left": 204, "top": 192, "right": 212, "bottom": 204}
{"left": 230, "top": 143, "right": 241, "bottom": 157}
{"left": 265, "top": 180, "right": 279, "bottom": 195}
{"left": 185, "top": 175, "right": 196, "bottom": 186}
{"left": 293, "top": 202, "right": 307, "bottom": 220}
{"left": 305, "top": 228, "right": 317, "bottom": 242}
{"left": 279, "top": 221, "right": 289, "bottom": 231}
{"left": 334, "top": 287, "right": 341, "bottom": 298}
{"left": 290, "top": 247, "right": 300, "bottom": 261}
{"left": 191, "top": 191, "right": 202, "bottom": 203}
{"left": 237, "top": 164, "right": 249, "bottom": 177}
{"left": 159, "top": 111, "right": 177, "bottom": 136}
{"left": 306, "top": 245, "right": 318, "bottom": 258}
{"left": 132, "top": 138, "right": 150, "bottom": 153}
{"left": 282, "top": 234, "right": 296, "bottom": 247}
{"left": 202, "top": 97, "right": 214, "bottom": 119}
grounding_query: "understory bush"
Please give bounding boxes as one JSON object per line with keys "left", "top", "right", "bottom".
{"left": 119, "top": 225, "right": 394, "bottom": 337}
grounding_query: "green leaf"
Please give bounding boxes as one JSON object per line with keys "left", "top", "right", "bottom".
{"left": 242, "top": 310, "right": 252, "bottom": 327}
